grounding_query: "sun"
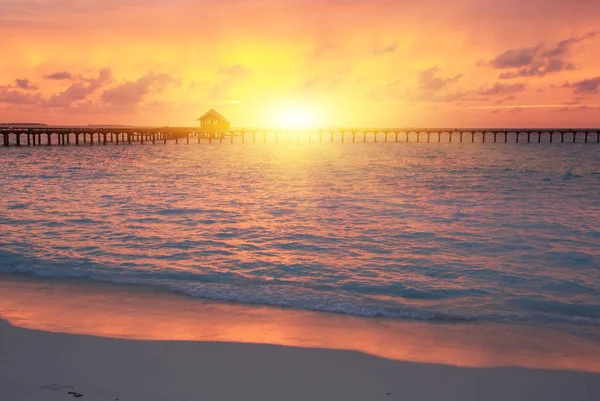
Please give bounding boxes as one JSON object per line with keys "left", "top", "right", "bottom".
{"left": 274, "top": 104, "right": 319, "bottom": 129}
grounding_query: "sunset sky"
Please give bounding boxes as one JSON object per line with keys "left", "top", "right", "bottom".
{"left": 1, "top": 0, "right": 600, "bottom": 128}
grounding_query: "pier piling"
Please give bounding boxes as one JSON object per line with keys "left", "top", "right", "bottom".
{"left": 2, "top": 127, "right": 599, "bottom": 148}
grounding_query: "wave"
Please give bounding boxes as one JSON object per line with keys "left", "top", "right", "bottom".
{"left": 0, "top": 260, "right": 466, "bottom": 322}
{"left": 2, "top": 260, "right": 600, "bottom": 329}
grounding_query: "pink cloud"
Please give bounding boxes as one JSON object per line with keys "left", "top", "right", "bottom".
{"left": 44, "top": 71, "right": 76, "bottom": 81}
{"left": 14, "top": 78, "right": 38, "bottom": 90}
{"left": 0, "top": 86, "right": 41, "bottom": 105}
{"left": 101, "top": 72, "right": 180, "bottom": 107}
{"left": 564, "top": 77, "right": 600, "bottom": 94}
{"left": 486, "top": 32, "right": 597, "bottom": 79}
{"left": 478, "top": 83, "right": 526, "bottom": 96}
{"left": 418, "top": 67, "right": 463, "bottom": 91}
{"left": 46, "top": 68, "right": 113, "bottom": 107}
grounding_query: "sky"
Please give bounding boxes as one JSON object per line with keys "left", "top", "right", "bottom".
{"left": 1, "top": 0, "right": 600, "bottom": 128}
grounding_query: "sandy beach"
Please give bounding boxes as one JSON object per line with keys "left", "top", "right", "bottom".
{"left": 1, "top": 275, "right": 600, "bottom": 401}
{"left": 2, "top": 318, "right": 600, "bottom": 401}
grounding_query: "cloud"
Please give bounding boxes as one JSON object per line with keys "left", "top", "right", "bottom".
{"left": 498, "top": 59, "right": 575, "bottom": 79}
{"left": 44, "top": 71, "right": 76, "bottom": 80}
{"left": 101, "top": 72, "right": 180, "bottom": 108}
{"left": 542, "top": 32, "right": 597, "bottom": 58}
{"left": 478, "top": 82, "right": 526, "bottom": 96}
{"left": 494, "top": 95, "right": 517, "bottom": 104}
{"left": 486, "top": 32, "right": 596, "bottom": 79}
{"left": 491, "top": 45, "right": 542, "bottom": 69}
{"left": 0, "top": 86, "right": 42, "bottom": 105}
{"left": 0, "top": 77, "right": 41, "bottom": 105}
{"left": 564, "top": 77, "right": 600, "bottom": 94}
{"left": 383, "top": 67, "right": 467, "bottom": 104}
{"left": 373, "top": 43, "right": 397, "bottom": 55}
{"left": 557, "top": 105, "right": 593, "bottom": 113}
{"left": 45, "top": 68, "right": 113, "bottom": 107}
{"left": 0, "top": 69, "right": 181, "bottom": 114}
{"left": 456, "top": 96, "right": 488, "bottom": 103}
{"left": 14, "top": 78, "right": 39, "bottom": 90}
{"left": 418, "top": 67, "right": 462, "bottom": 91}
{"left": 0, "top": 69, "right": 113, "bottom": 108}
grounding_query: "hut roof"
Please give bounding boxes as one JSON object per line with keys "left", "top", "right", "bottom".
{"left": 198, "top": 109, "right": 229, "bottom": 122}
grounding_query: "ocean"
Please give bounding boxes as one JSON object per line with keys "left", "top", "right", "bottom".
{"left": 1, "top": 142, "right": 599, "bottom": 339}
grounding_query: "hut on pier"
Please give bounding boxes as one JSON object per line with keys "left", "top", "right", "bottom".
{"left": 198, "top": 109, "right": 230, "bottom": 133}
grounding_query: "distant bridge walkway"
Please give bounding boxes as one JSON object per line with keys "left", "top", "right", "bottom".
{"left": 1, "top": 127, "right": 600, "bottom": 147}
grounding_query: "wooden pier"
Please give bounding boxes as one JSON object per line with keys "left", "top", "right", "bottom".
{"left": 1, "top": 127, "right": 600, "bottom": 147}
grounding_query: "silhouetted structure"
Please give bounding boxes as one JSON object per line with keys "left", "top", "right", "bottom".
{"left": 2, "top": 127, "right": 600, "bottom": 147}
{"left": 198, "top": 109, "right": 230, "bottom": 133}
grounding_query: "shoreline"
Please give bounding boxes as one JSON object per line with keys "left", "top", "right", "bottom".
{"left": 2, "top": 269, "right": 598, "bottom": 333}
{"left": 3, "top": 318, "right": 600, "bottom": 401}
{"left": 2, "top": 273, "right": 600, "bottom": 400}
{"left": 1, "top": 273, "right": 600, "bottom": 373}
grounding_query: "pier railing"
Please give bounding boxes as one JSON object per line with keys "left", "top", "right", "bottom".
{"left": 1, "top": 127, "right": 600, "bottom": 147}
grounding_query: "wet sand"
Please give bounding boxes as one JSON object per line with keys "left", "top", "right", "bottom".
{"left": 1, "top": 274, "right": 600, "bottom": 401}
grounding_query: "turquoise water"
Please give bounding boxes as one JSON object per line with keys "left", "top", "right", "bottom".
{"left": 1, "top": 142, "right": 599, "bottom": 337}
